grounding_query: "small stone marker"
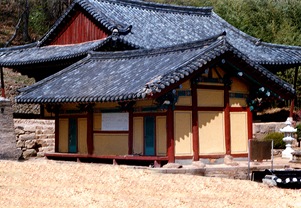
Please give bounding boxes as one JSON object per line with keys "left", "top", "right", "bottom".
{"left": 291, "top": 151, "right": 301, "bottom": 163}
{"left": 224, "top": 155, "right": 239, "bottom": 166}
{"left": 162, "top": 163, "right": 183, "bottom": 168}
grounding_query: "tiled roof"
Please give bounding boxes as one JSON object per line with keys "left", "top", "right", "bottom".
{"left": 39, "top": 0, "right": 301, "bottom": 67}
{"left": 16, "top": 35, "right": 295, "bottom": 104}
{"left": 0, "top": 38, "right": 109, "bottom": 67}
{"left": 2, "top": 0, "right": 301, "bottom": 69}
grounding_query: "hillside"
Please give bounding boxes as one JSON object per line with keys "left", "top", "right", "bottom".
{"left": 0, "top": 2, "right": 19, "bottom": 46}
{"left": 3, "top": 68, "right": 38, "bottom": 115}
{"left": 0, "top": 2, "right": 38, "bottom": 114}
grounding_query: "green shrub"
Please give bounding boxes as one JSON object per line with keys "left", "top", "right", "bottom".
{"left": 263, "top": 132, "right": 285, "bottom": 149}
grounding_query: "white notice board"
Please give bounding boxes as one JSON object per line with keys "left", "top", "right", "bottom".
{"left": 101, "top": 112, "right": 129, "bottom": 131}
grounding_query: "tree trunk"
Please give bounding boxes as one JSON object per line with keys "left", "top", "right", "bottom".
{"left": 22, "top": 0, "right": 31, "bottom": 43}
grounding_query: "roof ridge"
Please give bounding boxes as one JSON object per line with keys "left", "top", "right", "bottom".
{"left": 211, "top": 12, "right": 262, "bottom": 45}
{"left": 91, "top": 0, "right": 212, "bottom": 15}
{"left": 212, "top": 11, "right": 301, "bottom": 52}
{"left": 90, "top": 32, "right": 226, "bottom": 59}
{"left": 259, "top": 41, "right": 301, "bottom": 50}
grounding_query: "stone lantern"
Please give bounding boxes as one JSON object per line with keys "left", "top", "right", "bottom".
{"left": 280, "top": 117, "right": 297, "bottom": 159}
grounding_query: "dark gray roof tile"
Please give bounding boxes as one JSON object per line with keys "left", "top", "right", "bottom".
{"left": 16, "top": 35, "right": 295, "bottom": 104}
{"left": 2, "top": 0, "right": 301, "bottom": 68}
{"left": 0, "top": 38, "right": 109, "bottom": 66}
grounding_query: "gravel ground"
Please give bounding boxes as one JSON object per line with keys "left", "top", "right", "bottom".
{"left": 0, "top": 158, "right": 300, "bottom": 208}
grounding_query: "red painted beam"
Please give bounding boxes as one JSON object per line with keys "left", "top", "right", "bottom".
{"left": 191, "top": 83, "right": 199, "bottom": 161}
{"left": 166, "top": 106, "right": 175, "bottom": 163}
{"left": 247, "top": 107, "right": 253, "bottom": 140}
{"left": 54, "top": 112, "right": 59, "bottom": 152}
{"left": 44, "top": 152, "right": 168, "bottom": 161}
{"left": 224, "top": 87, "right": 231, "bottom": 155}
{"left": 128, "top": 110, "right": 133, "bottom": 155}
{"left": 0, "top": 67, "right": 5, "bottom": 98}
{"left": 87, "top": 109, "right": 94, "bottom": 155}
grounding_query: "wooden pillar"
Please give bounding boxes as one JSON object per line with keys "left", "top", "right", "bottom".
{"left": 87, "top": 107, "right": 94, "bottom": 155}
{"left": 0, "top": 67, "right": 5, "bottom": 98}
{"left": 224, "top": 87, "right": 231, "bottom": 155}
{"left": 294, "top": 67, "right": 299, "bottom": 91}
{"left": 247, "top": 107, "right": 253, "bottom": 140}
{"left": 54, "top": 111, "right": 59, "bottom": 152}
{"left": 290, "top": 99, "right": 294, "bottom": 118}
{"left": 166, "top": 105, "right": 175, "bottom": 163}
{"left": 128, "top": 110, "right": 133, "bottom": 155}
{"left": 290, "top": 66, "right": 298, "bottom": 117}
{"left": 191, "top": 83, "right": 199, "bottom": 161}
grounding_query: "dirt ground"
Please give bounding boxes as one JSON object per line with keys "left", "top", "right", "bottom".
{"left": 0, "top": 158, "right": 300, "bottom": 208}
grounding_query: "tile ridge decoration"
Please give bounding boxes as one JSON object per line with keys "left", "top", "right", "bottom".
{"left": 211, "top": 11, "right": 262, "bottom": 48}
{"left": 90, "top": 32, "right": 226, "bottom": 60}
{"left": 258, "top": 39, "right": 301, "bottom": 50}
{"left": 80, "top": 0, "right": 128, "bottom": 31}
{"left": 212, "top": 11, "right": 301, "bottom": 66}
{"left": 144, "top": 41, "right": 229, "bottom": 94}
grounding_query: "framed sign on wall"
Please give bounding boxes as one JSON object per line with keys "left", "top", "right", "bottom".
{"left": 101, "top": 112, "right": 129, "bottom": 131}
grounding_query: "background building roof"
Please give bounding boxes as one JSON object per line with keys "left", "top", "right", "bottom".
{"left": 56, "top": 0, "right": 301, "bottom": 68}
{"left": 2, "top": 0, "right": 301, "bottom": 72}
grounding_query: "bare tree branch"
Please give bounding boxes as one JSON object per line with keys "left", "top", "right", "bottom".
{"left": 5, "top": 14, "right": 23, "bottom": 47}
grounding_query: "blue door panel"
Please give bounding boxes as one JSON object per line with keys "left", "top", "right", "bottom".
{"left": 144, "top": 116, "right": 155, "bottom": 156}
{"left": 69, "top": 118, "right": 77, "bottom": 153}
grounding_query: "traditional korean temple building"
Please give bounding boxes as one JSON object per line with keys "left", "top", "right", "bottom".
{"left": 1, "top": 0, "right": 301, "bottom": 164}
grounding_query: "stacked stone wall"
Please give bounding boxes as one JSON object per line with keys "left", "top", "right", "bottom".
{"left": 14, "top": 119, "right": 55, "bottom": 159}
{"left": 253, "top": 122, "right": 287, "bottom": 140}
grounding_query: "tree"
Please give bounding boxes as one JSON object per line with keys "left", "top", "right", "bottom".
{"left": 22, "top": 0, "right": 31, "bottom": 42}
{"left": 5, "top": 0, "right": 32, "bottom": 46}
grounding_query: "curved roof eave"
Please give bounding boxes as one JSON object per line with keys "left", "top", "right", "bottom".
{"left": 15, "top": 35, "right": 295, "bottom": 104}
{"left": 211, "top": 11, "right": 301, "bottom": 66}
{"left": 0, "top": 37, "right": 112, "bottom": 67}
{"left": 0, "top": 42, "right": 38, "bottom": 52}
